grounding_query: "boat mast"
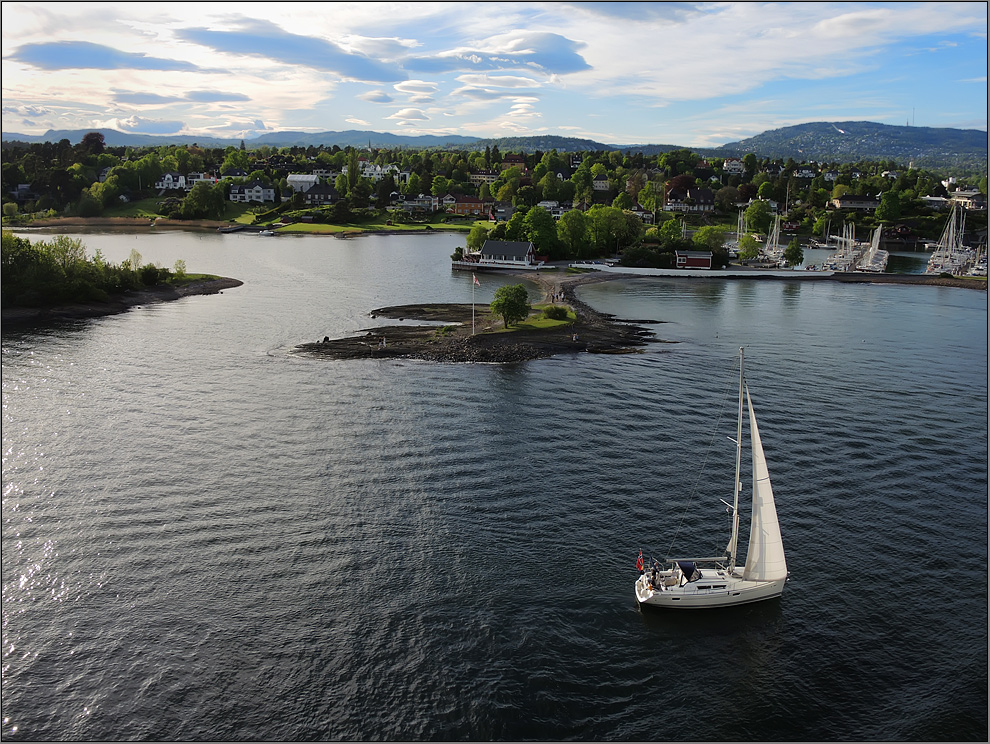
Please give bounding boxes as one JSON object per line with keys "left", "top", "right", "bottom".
{"left": 727, "top": 348, "right": 745, "bottom": 569}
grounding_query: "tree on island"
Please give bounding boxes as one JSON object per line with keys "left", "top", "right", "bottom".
{"left": 489, "top": 284, "right": 530, "bottom": 328}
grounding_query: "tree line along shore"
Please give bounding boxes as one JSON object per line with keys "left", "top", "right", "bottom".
{"left": 4, "top": 132, "right": 987, "bottom": 269}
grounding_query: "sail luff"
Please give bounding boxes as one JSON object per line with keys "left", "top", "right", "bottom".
{"left": 742, "top": 384, "right": 788, "bottom": 582}
{"left": 726, "top": 349, "right": 745, "bottom": 565}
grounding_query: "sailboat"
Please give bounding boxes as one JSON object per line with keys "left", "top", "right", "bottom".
{"left": 635, "top": 348, "right": 788, "bottom": 609}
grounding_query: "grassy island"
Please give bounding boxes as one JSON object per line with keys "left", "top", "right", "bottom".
{"left": 296, "top": 273, "right": 663, "bottom": 363}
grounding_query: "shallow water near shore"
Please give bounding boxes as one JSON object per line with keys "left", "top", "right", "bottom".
{"left": 2, "top": 230, "right": 987, "bottom": 740}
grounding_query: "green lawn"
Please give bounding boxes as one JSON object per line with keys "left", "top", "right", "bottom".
{"left": 100, "top": 197, "right": 167, "bottom": 219}
{"left": 102, "top": 197, "right": 256, "bottom": 223}
{"left": 275, "top": 215, "right": 484, "bottom": 235}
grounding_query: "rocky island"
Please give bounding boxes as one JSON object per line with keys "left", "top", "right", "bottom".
{"left": 295, "top": 273, "right": 663, "bottom": 363}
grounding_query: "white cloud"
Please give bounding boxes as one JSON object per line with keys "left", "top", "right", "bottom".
{"left": 454, "top": 74, "right": 541, "bottom": 88}
{"left": 385, "top": 107, "right": 429, "bottom": 121}
{"left": 393, "top": 80, "right": 439, "bottom": 94}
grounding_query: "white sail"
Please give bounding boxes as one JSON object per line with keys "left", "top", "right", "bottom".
{"left": 742, "top": 385, "right": 788, "bottom": 582}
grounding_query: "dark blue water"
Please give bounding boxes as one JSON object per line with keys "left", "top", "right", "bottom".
{"left": 3, "top": 231, "right": 987, "bottom": 740}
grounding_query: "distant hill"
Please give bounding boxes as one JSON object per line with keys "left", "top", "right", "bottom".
{"left": 1, "top": 129, "right": 236, "bottom": 148}
{"left": 3, "top": 121, "right": 985, "bottom": 173}
{"left": 717, "top": 121, "right": 987, "bottom": 172}
{"left": 0, "top": 128, "right": 478, "bottom": 149}
{"left": 467, "top": 135, "right": 694, "bottom": 156}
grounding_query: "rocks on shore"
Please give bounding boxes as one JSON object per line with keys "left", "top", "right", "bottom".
{"left": 1, "top": 277, "right": 244, "bottom": 326}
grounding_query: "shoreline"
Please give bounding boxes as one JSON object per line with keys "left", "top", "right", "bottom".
{"left": 1, "top": 277, "right": 244, "bottom": 327}
{"left": 295, "top": 266, "right": 984, "bottom": 364}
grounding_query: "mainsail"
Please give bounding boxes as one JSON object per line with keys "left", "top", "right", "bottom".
{"left": 742, "top": 385, "right": 788, "bottom": 582}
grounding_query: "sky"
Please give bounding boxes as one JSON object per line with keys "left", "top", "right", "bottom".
{"left": 1, "top": 1, "right": 987, "bottom": 147}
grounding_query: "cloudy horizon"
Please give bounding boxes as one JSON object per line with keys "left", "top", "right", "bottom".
{"left": 2, "top": 1, "right": 986, "bottom": 148}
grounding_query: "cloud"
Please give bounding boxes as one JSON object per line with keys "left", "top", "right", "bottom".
{"left": 114, "top": 91, "right": 184, "bottom": 105}
{"left": 97, "top": 115, "right": 186, "bottom": 134}
{"left": 404, "top": 31, "right": 589, "bottom": 75}
{"left": 455, "top": 74, "right": 541, "bottom": 88}
{"left": 385, "top": 108, "right": 429, "bottom": 121}
{"left": 112, "top": 89, "right": 249, "bottom": 105}
{"left": 338, "top": 35, "right": 418, "bottom": 60}
{"left": 452, "top": 87, "right": 509, "bottom": 101}
{"left": 185, "top": 90, "right": 251, "bottom": 102}
{"left": 176, "top": 20, "right": 405, "bottom": 82}
{"left": 394, "top": 80, "right": 439, "bottom": 95}
{"left": 2, "top": 104, "right": 55, "bottom": 118}
{"left": 345, "top": 116, "right": 371, "bottom": 126}
{"left": 359, "top": 90, "right": 394, "bottom": 103}
{"left": 7, "top": 41, "right": 199, "bottom": 71}
{"left": 568, "top": 2, "right": 702, "bottom": 22}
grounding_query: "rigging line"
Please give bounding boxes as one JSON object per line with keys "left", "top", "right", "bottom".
{"left": 663, "top": 351, "right": 741, "bottom": 561}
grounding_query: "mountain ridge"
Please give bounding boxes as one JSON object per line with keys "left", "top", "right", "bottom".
{"left": 3, "top": 121, "right": 986, "bottom": 173}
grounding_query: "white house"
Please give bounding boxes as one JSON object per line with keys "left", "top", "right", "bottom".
{"left": 155, "top": 172, "right": 186, "bottom": 190}
{"left": 185, "top": 172, "right": 217, "bottom": 189}
{"left": 722, "top": 158, "right": 745, "bottom": 175}
{"left": 535, "top": 200, "right": 569, "bottom": 220}
{"left": 229, "top": 180, "right": 276, "bottom": 203}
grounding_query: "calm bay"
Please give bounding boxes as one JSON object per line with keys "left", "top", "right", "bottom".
{"left": 2, "top": 229, "right": 987, "bottom": 741}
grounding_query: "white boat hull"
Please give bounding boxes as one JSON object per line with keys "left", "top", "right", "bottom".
{"left": 635, "top": 572, "right": 785, "bottom": 610}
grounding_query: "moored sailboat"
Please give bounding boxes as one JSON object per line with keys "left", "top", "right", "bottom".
{"left": 635, "top": 348, "right": 788, "bottom": 609}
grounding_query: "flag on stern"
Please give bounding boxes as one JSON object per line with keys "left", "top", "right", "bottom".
{"left": 473, "top": 274, "right": 480, "bottom": 286}
{"left": 636, "top": 551, "right": 644, "bottom": 572}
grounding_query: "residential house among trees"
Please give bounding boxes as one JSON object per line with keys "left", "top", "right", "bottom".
{"left": 155, "top": 172, "right": 186, "bottom": 190}
{"left": 303, "top": 183, "right": 338, "bottom": 206}
{"left": 469, "top": 170, "right": 499, "bottom": 186}
{"left": 489, "top": 202, "right": 515, "bottom": 222}
{"left": 287, "top": 174, "right": 319, "bottom": 193}
{"left": 830, "top": 194, "right": 880, "bottom": 211}
{"left": 666, "top": 187, "right": 715, "bottom": 212}
{"left": 722, "top": 158, "right": 745, "bottom": 175}
{"left": 447, "top": 194, "right": 489, "bottom": 216}
{"left": 229, "top": 181, "right": 276, "bottom": 203}
{"left": 500, "top": 153, "right": 527, "bottom": 171}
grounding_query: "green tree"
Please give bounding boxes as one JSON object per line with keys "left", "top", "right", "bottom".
{"left": 612, "top": 192, "right": 633, "bottom": 209}
{"left": 744, "top": 199, "right": 773, "bottom": 234}
{"left": 875, "top": 191, "right": 901, "bottom": 221}
{"left": 466, "top": 224, "right": 489, "bottom": 251}
{"left": 505, "top": 210, "right": 527, "bottom": 241}
{"left": 714, "top": 186, "right": 739, "bottom": 212}
{"left": 557, "top": 209, "right": 590, "bottom": 258}
{"left": 692, "top": 225, "right": 728, "bottom": 252}
{"left": 783, "top": 238, "right": 804, "bottom": 267}
{"left": 522, "top": 206, "right": 558, "bottom": 256}
{"left": 489, "top": 283, "right": 530, "bottom": 328}
{"left": 657, "top": 217, "right": 683, "bottom": 247}
{"left": 738, "top": 234, "right": 761, "bottom": 261}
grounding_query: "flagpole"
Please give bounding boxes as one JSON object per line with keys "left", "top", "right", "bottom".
{"left": 472, "top": 276, "right": 476, "bottom": 335}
